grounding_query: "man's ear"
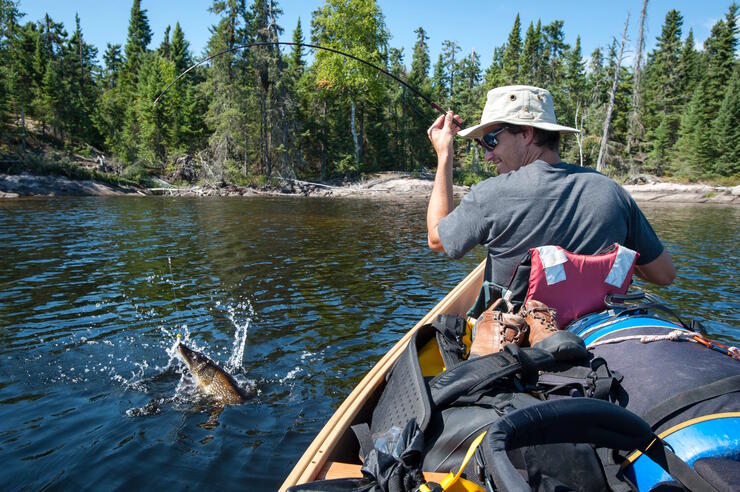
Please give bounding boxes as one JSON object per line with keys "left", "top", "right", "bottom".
{"left": 521, "top": 126, "right": 535, "bottom": 144}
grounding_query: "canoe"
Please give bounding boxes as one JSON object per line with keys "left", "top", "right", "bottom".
{"left": 281, "top": 259, "right": 740, "bottom": 491}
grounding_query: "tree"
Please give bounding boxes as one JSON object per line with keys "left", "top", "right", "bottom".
{"left": 64, "top": 13, "right": 99, "bottom": 145}
{"left": 502, "top": 14, "right": 521, "bottom": 83}
{"left": 119, "top": 0, "right": 154, "bottom": 161}
{"left": 406, "top": 26, "right": 434, "bottom": 170}
{"left": 627, "top": 0, "right": 648, "bottom": 157}
{"left": 712, "top": 67, "right": 740, "bottom": 176}
{"left": 202, "top": 0, "right": 249, "bottom": 180}
{"left": 0, "top": 0, "right": 24, "bottom": 126}
{"left": 643, "top": 9, "right": 684, "bottom": 173}
{"left": 136, "top": 52, "right": 174, "bottom": 163}
{"left": 597, "top": 14, "right": 629, "bottom": 173}
{"left": 440, "top": 39, "right": 460, "bottom": 105}
{"left": 311, "top": 0, "right": 390, "bottom": 173}
{"left": 519, "top": 21, "right": 542, "bottom": 85}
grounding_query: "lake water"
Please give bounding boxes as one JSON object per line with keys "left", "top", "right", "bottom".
{"left": 0, "top": 197, "right": 738, "bottom": 490}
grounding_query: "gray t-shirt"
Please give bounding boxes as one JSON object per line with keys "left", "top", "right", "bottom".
{"left": 438, "top": 161, "right": 664, "bottom": 287}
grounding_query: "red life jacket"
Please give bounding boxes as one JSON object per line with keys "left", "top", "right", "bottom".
{"left": 522, "top": 244, "right": 639, "bottom": 328}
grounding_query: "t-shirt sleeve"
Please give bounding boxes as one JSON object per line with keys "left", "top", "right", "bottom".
{"left": 437, "top": 187, "right": 488, "bottom": 259}
{"left": 623, "top": 193, "right": 664, "bottom": 265}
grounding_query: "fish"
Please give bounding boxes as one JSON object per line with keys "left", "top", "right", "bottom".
{"left": 176, "top": 341, "right": 247, "bottom": 405}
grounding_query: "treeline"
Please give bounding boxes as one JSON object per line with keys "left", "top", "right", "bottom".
{"left": 0, "top": 0, "right": 737, "bottom": 184}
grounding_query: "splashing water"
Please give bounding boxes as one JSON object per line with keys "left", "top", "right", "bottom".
{"left": 226, "top": 300, "right": 254, "bottom": 371}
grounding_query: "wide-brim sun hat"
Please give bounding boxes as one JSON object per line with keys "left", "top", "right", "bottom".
{"left": 458, "top": 85, "right": 579, "bottom": 139}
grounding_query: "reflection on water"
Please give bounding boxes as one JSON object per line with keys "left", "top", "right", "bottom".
{"left": 0, "top": 197, "right": 737, "bottom": 490}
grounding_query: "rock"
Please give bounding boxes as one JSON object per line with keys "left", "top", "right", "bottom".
{"left": 731, "top": 185, "right": 740, "bottom": 197}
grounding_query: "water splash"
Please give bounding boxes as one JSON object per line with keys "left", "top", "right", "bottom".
{"left": 225, "top": 300, "right": 254, "bottom": 371}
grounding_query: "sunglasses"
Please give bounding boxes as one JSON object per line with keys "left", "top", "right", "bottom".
{"left": 478, "top": 127, "right": 509, "bottom": 151}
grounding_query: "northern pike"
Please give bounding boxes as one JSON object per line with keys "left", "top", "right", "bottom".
{"left": 176, "top": 341, "right": 247, "bottom": 405}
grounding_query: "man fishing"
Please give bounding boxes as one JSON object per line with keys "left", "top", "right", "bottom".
{"left": 426, "top": 85, "right": 676, "bottom": 355}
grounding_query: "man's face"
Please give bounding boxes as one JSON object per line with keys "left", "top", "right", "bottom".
{"left": 483, "top": 126, "right": 527, "bottom": 174}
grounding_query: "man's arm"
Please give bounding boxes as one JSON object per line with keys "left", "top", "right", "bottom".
{"left": 634, "top": 250, "right": 676, "bottom": 286}
{"left": 426, "top": 111, "right": 460, "bottom": 253}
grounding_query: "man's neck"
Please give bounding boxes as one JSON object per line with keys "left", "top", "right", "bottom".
{"left": 527, "top": 148, "right": 561, "bottom": 165}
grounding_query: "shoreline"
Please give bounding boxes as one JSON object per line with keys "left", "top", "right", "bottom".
{"left": 1, "top": 171, "right": 739, "bottom": 205}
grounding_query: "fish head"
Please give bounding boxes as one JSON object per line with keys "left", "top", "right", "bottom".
{"left": 176, "top": 342, "right": 210, "bottom": 371}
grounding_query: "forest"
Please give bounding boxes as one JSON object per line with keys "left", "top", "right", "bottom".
{"left": 0, "top": 0, "right": 738, "bottom": 187}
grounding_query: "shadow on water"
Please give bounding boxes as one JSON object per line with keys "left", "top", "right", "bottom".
{"left": 0, "top": 196, "right": 737, "bottom": 490}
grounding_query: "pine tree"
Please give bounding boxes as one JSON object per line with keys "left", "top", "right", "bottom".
{"left": 289, "top": 18, "right": 304, "bottom": 73}
{"left": 643, "top": 9, "right": 684, "bottom": 173}
{"left": 502, "top": 14, "right": 521, "bottom": 83}
{"left": 203, "top": 0, "right": 249, "bottom": 180}
{"left": 0, "top": 0, "right": 24, "bottom": 127}
{"left": 673, "top": 78, "right": 714, "bottom": 177}
{"left": 484, "top": 46, "right": 505, "bottom": 89}
{"left": 64, "top": 13, "right": 99, "bottom": 145}
{"left": 119, "top": 0, "right": 154, "bottom": 161}
{"left": 159, "top": 25, "right": 171, "bottom": 59}
{"left": 170, "top": 22, "right": 192, "bottom": 74}
{"left": 440, "top": 39, "right": 460, "bottom": 104}
{"left": 519, "top": 21, "right": 541, "bottom": 85}
{"left": 431, "top": 53, "right": 447, "bottom": 103}
{"left": 711, "top": 67, "right": 740, "bottom": 176}
{"left": 407, "top": 26, "right": 434, "bottom": 170}
{"left": 677, "top": 29, "right": 700, "bottom": 103}
{"left": 136, "top": 52, "right": 174, "bottom": 163}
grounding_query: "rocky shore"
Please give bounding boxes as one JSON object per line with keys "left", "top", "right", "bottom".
{"left": 1, "top": 171, "right": 738, "bottom": 204}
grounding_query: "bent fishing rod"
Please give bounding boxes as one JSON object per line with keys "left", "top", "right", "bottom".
{"left": 154, "top": 41, "right": 476, "bottom": 141}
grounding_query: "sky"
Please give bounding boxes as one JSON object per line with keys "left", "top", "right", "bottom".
{"left": 16, "top": 0, "right": 737, "bottom": 71}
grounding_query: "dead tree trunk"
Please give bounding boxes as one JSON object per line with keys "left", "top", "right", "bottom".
{"left": 597, "top": 13, "right": 630, "bottom": 173}
{"left": 627, "top": 0, "right": 648, "bottom": 156}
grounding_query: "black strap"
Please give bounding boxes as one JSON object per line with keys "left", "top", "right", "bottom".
{"left": 428, "top": 347, "right": 554, "bottom": 409}
{"left": 642, "top": 374, "right": 740, "bottom": 430}
{"left": 432, "top": 315, "right": 468, "bottom": 369}
{"left": 643, "top": 439, "right": 720, "bottom": 492}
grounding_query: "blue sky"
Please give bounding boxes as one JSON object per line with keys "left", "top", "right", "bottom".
{"left": 16, "top": 1, "right": 736, "bottom": 70}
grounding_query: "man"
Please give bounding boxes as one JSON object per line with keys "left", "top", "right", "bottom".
{"left": 426, "top": 85, "right": 675, "bottom": 354}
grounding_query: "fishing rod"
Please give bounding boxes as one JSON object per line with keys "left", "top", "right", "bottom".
{"left": 154, "top": 41, "right": 472, "bottom": 137}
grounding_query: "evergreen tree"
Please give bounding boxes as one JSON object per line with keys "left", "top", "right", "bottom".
{"left": 136, "top": 52, "right": 174, "bottom": 163}
{"left": 440, "top": 39, "right": 460, "bottom": 104}
{"left": 431, "top": 53, "right": 447, "bottom": 102}
{"left": 203, "top": 0, "right": 249, "bottom": 180}
{"left": 158, "top": 25, "right": 171, "bottom": 59}
{"left": 170, "top": 22, "right": 192, "bottom": 74}
{"left": 102, "top": 43, "right": 123, "bottom": 87}
{"left": 712, "top": 67, "right": 740, "bottom": 176}
{"left": 123, "top": 0, "right": 152, "bottom": 73}
{"left": 677, "top": 29, "right": 700, "bottom": 105}
{"left": 519, "top": 21, "right": 541, "bottom": 85}
{"left": 0, "top": 0, "right": 24, "bottom": 126}
{"left": 65, "top": 13, "right": 99, "bottom": 145}
{"left": 483, "top": 46, "right": 505, "bottom": 89}
{"left": 643, "top": 10, "right": 684, "bottom": 173}
{"left": 289, "top": 17, "right": 304, "bottom": 73}
{"left": 119, "top": 0, "right": 154, "bottom": 161}
{"left": 502, "top": 14, "right": 521, "bottom": 83}
{"left": 673, "top": 78, "right": 715, "bottom": 177}
{"left": 407, "top": 26, "right": 434, "bottom": 170}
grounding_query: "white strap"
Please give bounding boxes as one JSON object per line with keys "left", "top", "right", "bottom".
{"left": 604, "top": 245, "right": 637, "bottom": 287}
{"left": 536, "top": 246, "right": 568, "bottom": 286}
